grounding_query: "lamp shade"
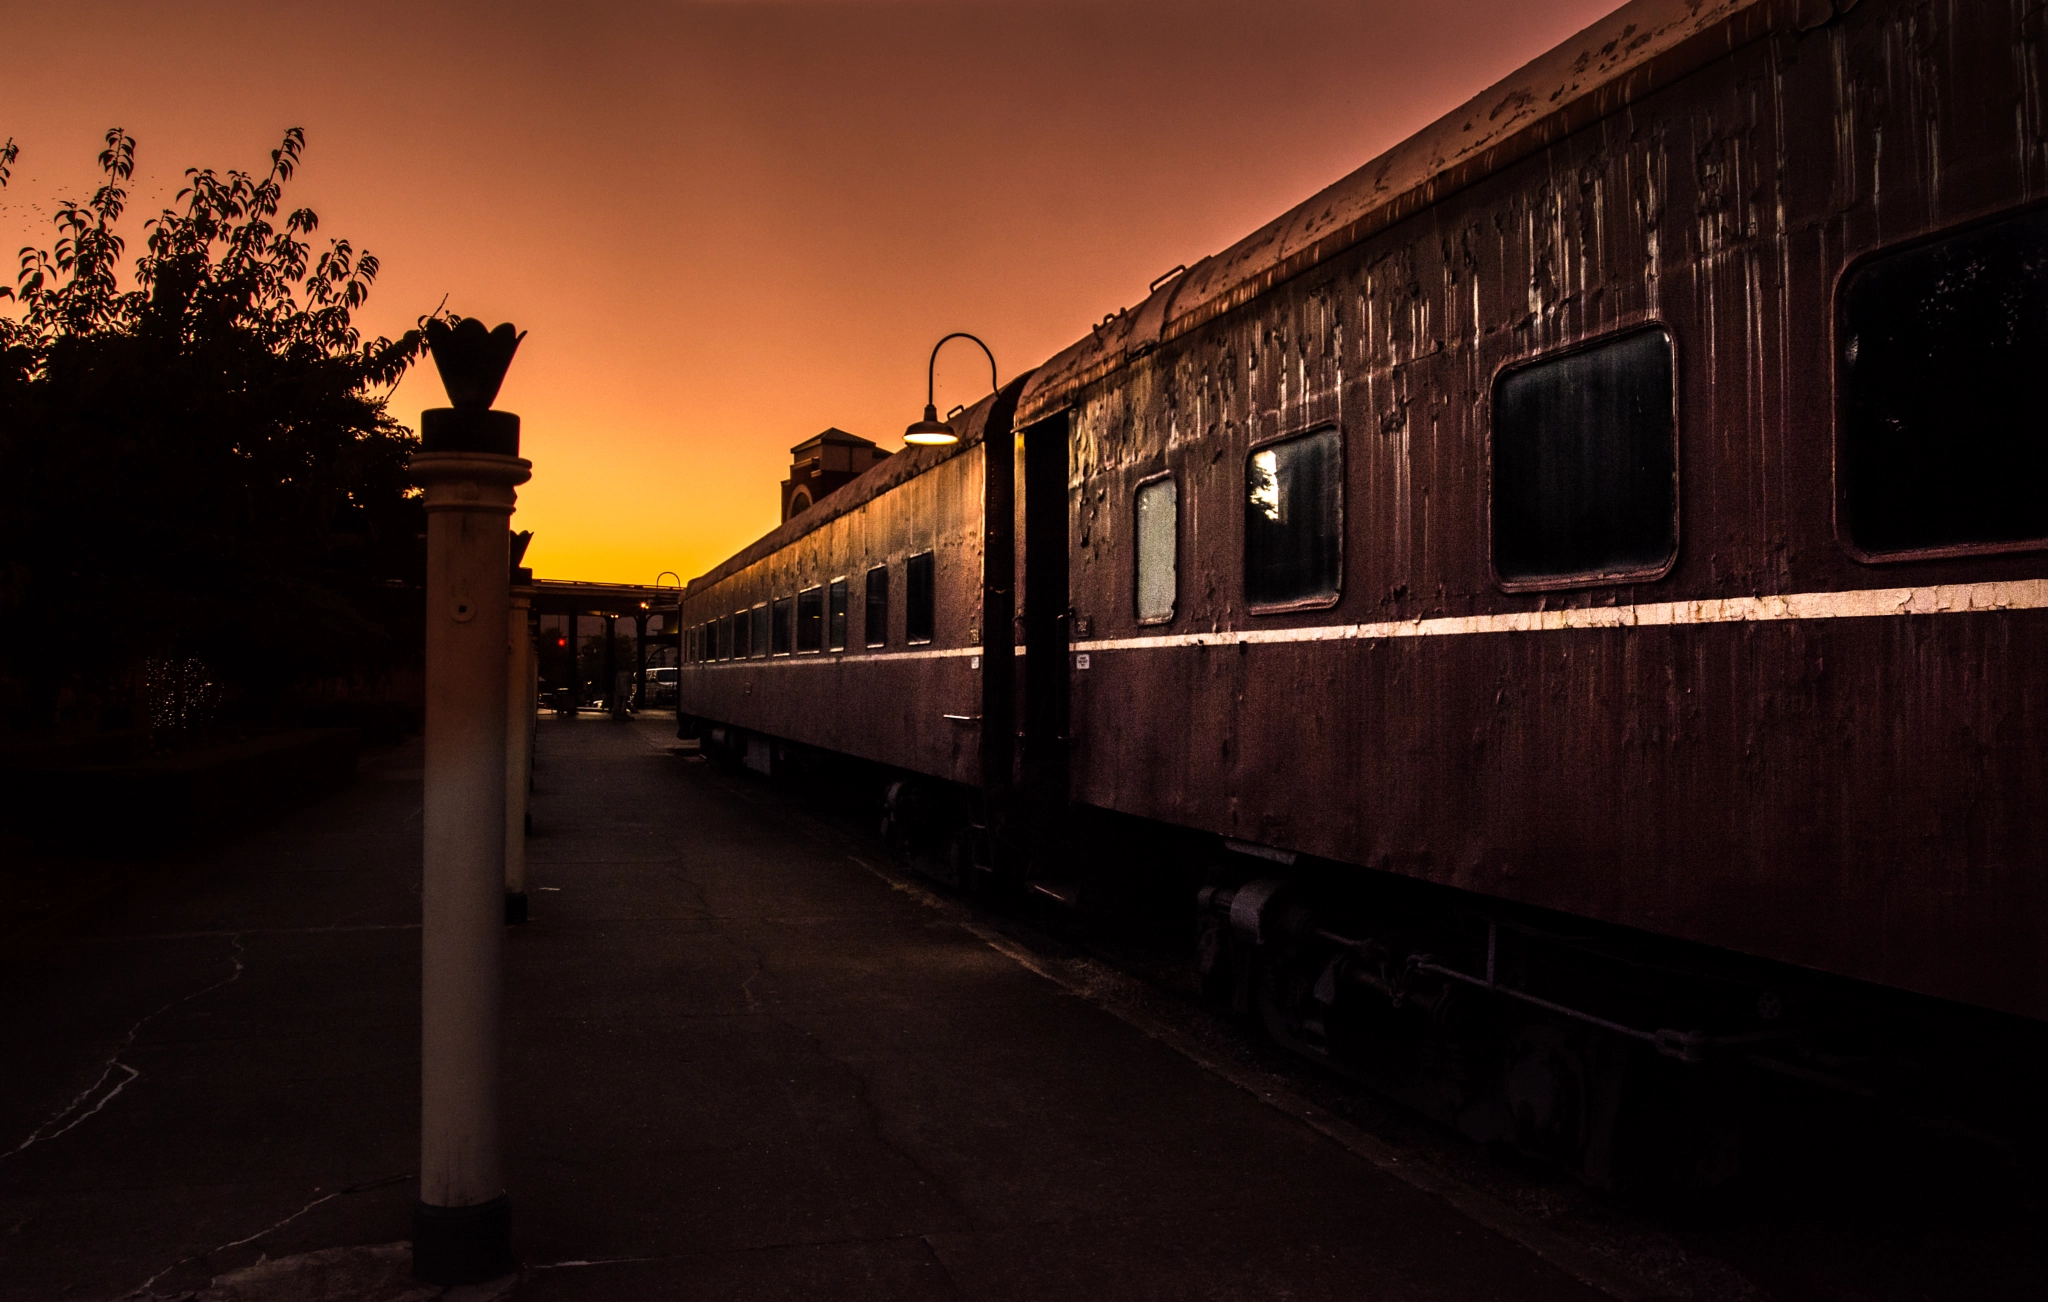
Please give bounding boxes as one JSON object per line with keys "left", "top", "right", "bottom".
{"left": 903, "top": 403, "right": 959, "bottom": 446}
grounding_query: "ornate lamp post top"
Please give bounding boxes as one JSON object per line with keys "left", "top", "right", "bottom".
{"left": 419, "top": 316, "right": 527, "bottom": 457}
{"left": 425, "top": 317, "right": 526, "bottom": 411}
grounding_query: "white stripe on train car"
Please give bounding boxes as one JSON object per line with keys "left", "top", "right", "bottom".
{"left": 1069, "top": 578, "right": 2048, "bottom": 655}
{"left": 683, "top": 579, "right": 2048, "bottom": 668}
{"left": 690, "top": 645, "right": 980, "bottom": 667}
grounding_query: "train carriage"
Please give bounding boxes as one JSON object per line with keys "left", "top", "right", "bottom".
{"left": 679, "top": 0, "right": 2048, "bottom": 1179}
{"left": 678, "top": 387, "right": 1026, "bottom": 800}
{"left": 1022, "top": 0, "right": 2048, "bottom": 1023}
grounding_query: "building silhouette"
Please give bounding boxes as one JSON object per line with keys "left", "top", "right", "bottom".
{"left": 781, "top": 428, "right": 891, "bottom": 521}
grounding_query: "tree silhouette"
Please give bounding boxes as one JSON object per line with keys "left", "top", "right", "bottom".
{"left": 0, "top": 128, "right": 432, "bottom": 730}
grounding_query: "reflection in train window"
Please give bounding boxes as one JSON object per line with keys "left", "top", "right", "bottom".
{"left": 797, "top": 586, "right": 824, "bottom": 653}
{"left": 733, "top": 608, "right": 751, "bottom": 659}
{"left": 1245, "top": 427, "right": 1341, "bottom": 607}
{"left": 1492, "top": 327, "right": 1676, "bottom": 585}
{"left": 750, "top": 603, "right": 769, "bottom": 658}
{"left": 865, "top": 566, "right": 889, "bottom": 648}
{"left": 718, "top": 614, "right": 733, "bottom": 661}
{"left": 828, "top": 579, "right": 849, "bottom": 651}
{"left": 1136, "top": 475, "right": 1177, "bottom": 623}
{"left": 906, "top": 551, "right": 935, "bottom": 644}
{"left": 1840, "top": 206, "right": 2048, "bottom": 555}
{"left": 771, "top": 596, "right": 794, "bottom": 655}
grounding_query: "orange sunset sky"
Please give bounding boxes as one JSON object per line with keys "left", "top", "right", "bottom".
{"left": 0, "top": 0, "right": 1617, "bottom": 585}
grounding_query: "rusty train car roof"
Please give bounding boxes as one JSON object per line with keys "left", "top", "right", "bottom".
{"left": 1015, "top": 0, "right": 1813, "bottom": 426}
{"left": 684, "top": 389, "right": 1008, "bottom": 599}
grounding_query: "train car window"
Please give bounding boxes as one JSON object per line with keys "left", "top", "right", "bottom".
{"left": 771, "top": 596, "right": 794, "bottom": 655}
{"left": 1245, "top": 427, "right": 1342, "bottom": 608}
{"left": 717, "top": 614, "right": 732, "bottom": 661}
{"left": 1840, "top": 206, "right": 2048, "bottom": 556}
{"left": 797, "top": 586, "right": 824, "bottom": 653}
{"left": 1135, "top": 476, "right": 1178, "bottom": 623}
{"left": 1491, "top": 327, "right": 1676, "bottom": 585}
{"left": 906, "top": 551, "right": 935, "bottom": 644}
{"left": 733, "top": 608, "right": 751, "bottom": 660}
{"left": 865, "top": 566, "right": 889, "bottom": 647}
{"left": 828, "top": 579, "right": 848, "bottom": 651}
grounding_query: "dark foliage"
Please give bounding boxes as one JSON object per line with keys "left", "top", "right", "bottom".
{"left": 0, "top": 128, "right": 431, "bottom": 727}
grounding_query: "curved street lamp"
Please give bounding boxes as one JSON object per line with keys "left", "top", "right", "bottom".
{"left": 904, "top": 332, "right": 999, "bottom": 447}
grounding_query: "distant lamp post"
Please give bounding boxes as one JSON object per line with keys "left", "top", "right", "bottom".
{"left": 410, "top": 314, "right": 530, "bottom": 1285}
{"left": 904, "top": 332, "right": 999, "bottom": 446}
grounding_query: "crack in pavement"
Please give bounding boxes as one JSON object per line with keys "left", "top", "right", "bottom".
{"left": 121, "top": 1172, "right": 413, "bottom": 1299}
{"left": 798, "top": 1024, "right": 978, "bottom": 1231}
{"left": 7, "top": 934, "right": 248, "bottom": 1163}
{"left": 917, "top": 1235, "right": 967, "bottom": 1301}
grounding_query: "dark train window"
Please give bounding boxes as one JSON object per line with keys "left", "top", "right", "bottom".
{"left": 718, "top": 614, "right": 733, "bottom": 661}
{"left": 797, "top": 586, "right": 824, "bottom": 653}
{"left": 732, "top": 608, "right": 751, "bottom": 659}
{"left": 771, "top": 596, "right": 793, "bottom": 655}
{"left": 1135, "top": 475, "right": 1178, "bottom": 623}
{"left": 906, "top": 551, "right": 935, "bottom": 644}
{"left": 749, "top": 603, "right": 768, "bottom": 658}
{"left": 865, "top": 565, "right": 889, "bottom": 647}
{"left": 1840, "top": 207, "right": 2048, "bottom": 555}
{"left": 1245, "top": 427, "right": 1342, "bottom": 607}
{"left": 1491, "top": 327, "right": 1676, "bottom": 585}
{"left": 828, "top": 578, "right": 848, "bottom": 651}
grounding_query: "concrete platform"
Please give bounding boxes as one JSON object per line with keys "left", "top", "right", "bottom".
{"left": 1, "top": 716, "right": 1608, "bottom": 1300}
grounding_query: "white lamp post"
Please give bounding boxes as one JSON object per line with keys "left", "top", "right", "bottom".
{"left": 410, "top": 317, "right": 530, "bottom": 1284}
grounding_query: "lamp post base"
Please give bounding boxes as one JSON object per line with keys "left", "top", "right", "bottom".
{"left": 413, "top": 1195, "right": 512, "bottom": 1284}
{"left": 504, "top": 891, "right": 529, "bottom": 925}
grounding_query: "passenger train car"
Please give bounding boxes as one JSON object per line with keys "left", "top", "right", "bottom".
{"left": 679, "top": 0, "right": 2048, "bottom": 1180}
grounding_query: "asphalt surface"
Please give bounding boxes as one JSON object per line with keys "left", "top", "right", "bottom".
{"left": 2, "top": 715, "right": 1607, "bottom": 1300}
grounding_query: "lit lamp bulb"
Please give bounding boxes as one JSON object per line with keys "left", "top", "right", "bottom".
{"left": 903, "top": 403, "right": 958, "bottom": 447}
